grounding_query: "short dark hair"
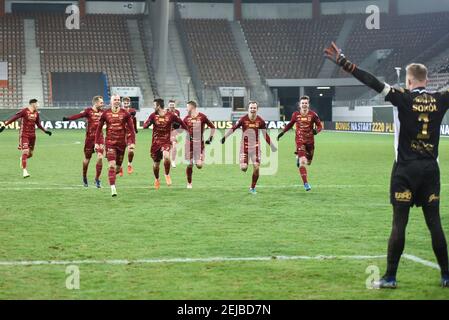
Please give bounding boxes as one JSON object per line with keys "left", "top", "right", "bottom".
{"left": 122, "top": 96, "right": 131, "bottom": 102}
{"left": 154, "top": 98, "right": 164, "bottom": 108}
{"left": 29, "top": 99, "right": 38, "bottom": 104}
{"left": 187, "top": 100, "right": 197, "bottom": 108}
{"left": 168, "top": 99, "right": 176, "bottom": 104}
{"left": 300, "top": 96, "right": 310, "bottom": 101}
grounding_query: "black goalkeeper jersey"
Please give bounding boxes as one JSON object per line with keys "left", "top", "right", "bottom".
{"left": 385, "top": 86, "right": 449, "bottom": 163}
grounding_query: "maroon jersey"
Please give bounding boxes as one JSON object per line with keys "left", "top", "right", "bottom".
{"left": 124, "top": 107, "right": 138, "bottom": 133}
{"left": 4, "top": 108, "right": 46, "bottom": 137}
{"left": 95, "top": 108, "right": 135, "bottom": 147}
{"left": 183, "top": 112, "right": 215, "bottom": 145}
{"left": 66, "top": 107, "right": 104, "bottom": 141}
{"left": 229, "top": 114, "right": 272, "bottom": 150}
{"left": 282, "top": 110, "right": 322, "bottom": 145}
{"left": 143, "top": 111, "right": 188, "bottom": 146}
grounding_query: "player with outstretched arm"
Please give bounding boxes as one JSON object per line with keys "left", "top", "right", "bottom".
{"left": 63, "top": 95, "right": 105, "bottom": 188}
{"left": 221, "top": 101, "right": 277, "bottom": 194}
{"left": 325, "top": 41, "right": 449, "bottom": 289}
{"left": 0, "top": 98, "right": 52, "bottom": 178}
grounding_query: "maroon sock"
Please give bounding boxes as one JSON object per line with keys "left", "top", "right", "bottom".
{"left": 108, "top": 167, "right": 116, "bottom": 185}
{"left": 299, "top": 166, "right": 308, "bottom": 184}
{"left": 251, "top": 170, "right": 259, "bottom": 189}
{"left": 164, "top": 159, "right": 171, "bottom": 175}
{"left": 95, "top": 161, "right": 102, "bottom": 180}
{"left": 128, "top": 151, "right": 134, "bottom": 164}
{"left": 186, "top": 166, "right": 193, "bottom": 184}
{"left": 83, "top": 161, "right": 89, "bottom": 178}
{"left": 153, "top": 165, "right": 160, "bottom": 179}
{"left": 21, "top": 154, "right": 28, "bottom": 169}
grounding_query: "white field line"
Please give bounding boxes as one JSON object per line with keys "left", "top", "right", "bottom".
{"left": 3, "top": 183, "right": 449, "bottom": 191}
{"left": 0, "top": 254, "right": 439, "bottom": 270}
{"left": 403, "top": 254, "right": 440, "bottom": 270}
{"left": 0, "top": 254, "right": 387, "bottom": 267}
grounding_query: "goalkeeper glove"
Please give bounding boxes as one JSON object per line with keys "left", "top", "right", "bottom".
{"left": 221, "top": 137, "right": 226, "bottom": 144}
{"left": 173, "top": 122, "right": 181, "bottom": 130}
{"left": 0, "top": 125, "right": 5, "bottom": 133}
{"left": 205, "top": 136, "right": 213, "bottom": 145}
{"left": 313, "top": 129, "right": 318, "bottom": 135}
{"left": 62, "top": 117, "right": 69, "bottom": 121}
{"left": 277, "top": 132, "right": 285, "bottom": 141}
{"left": 324, "top": 42, "right": 356, "bottom": 73}
{"left": 45, "top": 130, "right": 52, "bottom": 136}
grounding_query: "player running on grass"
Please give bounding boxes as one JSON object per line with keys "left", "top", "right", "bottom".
{"left": 95, "top": 94, "right": 135, "bottom": 197}
{"left": 143, "top": 98, "right": 189, "bottom": 189}
{"left": 167, "top": 100, "right": 181, "bottom": 168}
{"left": 325, "top": 41, "right": 449, "bottom": 289}
{"left": 183, "top": 100, "right": 216, "bottom": 189}
{"left": 0, "top": 99, "right": 52, "bottom": 178}
{"left": 277, "top": 95, "right": 322, "bottom": 191}
{"left": 63, "top": 95, "right": 105, "bottom": 188}
{"left": 122, "top": 96, "right": 138, "bottom": 175}
{"left": 221, "top": 101, "right": 277, "bottom": 194}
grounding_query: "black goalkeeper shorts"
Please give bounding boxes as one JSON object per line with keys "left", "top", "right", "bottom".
{"left": 390, "top": 159, "right": 440, "bottom": 207}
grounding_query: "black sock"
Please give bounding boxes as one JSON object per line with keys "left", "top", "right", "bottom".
{"left": 423, "top": 205, "right": 449, "bottom": 278}
{"left": 385, "top": 205, "right": 410, "bottom": 279}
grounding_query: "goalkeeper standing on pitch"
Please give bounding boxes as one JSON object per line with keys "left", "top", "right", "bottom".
{"left": 325, "top": 42, "right": 449, "bottom": 288}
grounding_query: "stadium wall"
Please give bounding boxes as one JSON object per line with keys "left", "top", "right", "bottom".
{"left": 397, "top": 0, "right": 449, "bottom": 15}
{"left": 321, "top": 0, "right": 389, "bottom": 15}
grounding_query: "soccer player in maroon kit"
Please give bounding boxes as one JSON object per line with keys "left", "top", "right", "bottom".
{"left": 143, "top": 98, "right": 189, "bottom": 189}
{"left": 183, "top": 100, "right": 216, "bottom": 189}
{"left": 277, "top": 95, "right": 322, "bottom": 191}
{"left": 95, "top": 94, "right": 136, "bottom": 197}
{"left": 63, "top": 95, "right": 105, "bottom": 188}
{"left": 168, "top": 100, "right": 181, "bottom": 168}
{"left": 221, "top": 101, "right": 277, "bottom": 194}
{"left": 0, "top": 99, "right": 52, "bottom": 178}
{"left": 122, "top": 96, "right": 138, "bottom": 175}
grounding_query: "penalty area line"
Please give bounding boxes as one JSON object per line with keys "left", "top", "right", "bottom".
{"left": 0, "top": 254, "right": 388, "bottom": 267}
{"left": 0, "top": 254, "right": 439, "bottom": 269}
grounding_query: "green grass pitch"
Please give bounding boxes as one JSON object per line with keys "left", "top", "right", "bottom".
{"left": 0, "top": 129, "right": 449, "bottom": 299}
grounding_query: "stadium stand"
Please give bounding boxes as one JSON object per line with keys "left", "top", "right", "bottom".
{"left": 0, "top": 14, "right": 25, "bottom": 108}
{"left": 137, "top": 16, "right": 159, "bottom": 97}
{"left": 178, "top": 18, "right": 248, "bottom": 87}
{"left": 240, "top": 16, "right": 345, "bottom": 79}
{"left": 35, "top": 14, "right": 138, "bottom": 106}
{"left": 335, "top": 12, "right": 449, "bottom": 81}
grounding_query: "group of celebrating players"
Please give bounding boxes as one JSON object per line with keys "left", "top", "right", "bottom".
{"left": 0, "top": 94, "right": 322, "bottom": 197}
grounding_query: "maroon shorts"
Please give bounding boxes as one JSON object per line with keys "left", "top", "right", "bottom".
{"left": 151, "top": 142, "right": 171, "bottom": 162}
{"left": 185, "top": 141, "right": 205, "bottom": 162}
{"left": 18, "top": 135, "right": 36, "bottom": 151}
{"left": 240, "top": 144, "right": 260, "bottom": 166}
{"left": 106, "top": 144, "right": 126, "bottom": 166}
{"left": 296, "top": 143, "right": 315, "bottom": 164}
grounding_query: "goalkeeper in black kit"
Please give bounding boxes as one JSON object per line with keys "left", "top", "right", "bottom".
{"left": 325, "top": 42, "right": 449, "bottom": 289}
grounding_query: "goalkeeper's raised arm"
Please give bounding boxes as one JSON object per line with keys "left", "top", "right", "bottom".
{"left": 324, "top": 41, "right": 391, "bottom": 96}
